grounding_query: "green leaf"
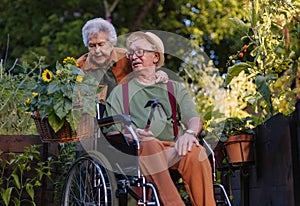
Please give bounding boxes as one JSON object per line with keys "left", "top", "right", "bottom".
{"left": 255, "top": 75, "right": 271, "bottom": 106}
{"left": 1, "top": 187, "right": 13, "bottom": 206}
{"left": 70, "top": 65, "right": 84, "bottom": 75}
{"left": 53, "top": 96, "right": 72, "bottom": 119}
{"left": 62, "top": 84, "right": 75, "bottom": 100}
{"left": 228, "top": 17, "right": 249, "bottom": 33}
{"left": 78, "top": 76, "right": 99, "bottom": 96}
{"left": 225, "top": 62, "right": 251, "bottom": 86}
{"left": 66, "top": 109, "right": 81, "bottom": 131}
{"left": 81, "top": 96, "right": 96, "bottom": 116}
{"left": 12, "top": 174, "right": 21, "bottom": 189}
{"left": 47, "top": 81, "right": 60, "bottom": 94}
{"left": 251, "top": 0, "right": 259, "bottom": 27}
{"left": 34, "top": 180, "right": 42, "bottom": 187}
{"left": 26, "top": 183, "right": 34, "bottom": 200}
{"left": 48, "top": 113, "right": 65, "bottom": 132}
{"left": 12, "top": 197, "right": 20, "bottom": 206}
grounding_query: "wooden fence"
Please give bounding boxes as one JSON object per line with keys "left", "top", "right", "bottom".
{"left": 230, "top": 101, "right": 300, "bottom": 206}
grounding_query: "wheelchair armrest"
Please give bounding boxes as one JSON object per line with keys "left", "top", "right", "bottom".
{"left": 97, "top": 114, "right": 132, "bottom": 127}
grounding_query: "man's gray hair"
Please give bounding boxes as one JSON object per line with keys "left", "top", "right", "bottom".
{"left": 82, "top": 18, "right": 117, "bottom": 47}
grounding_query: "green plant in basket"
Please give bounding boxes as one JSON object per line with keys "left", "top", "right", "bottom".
{"left": 25, "top": 57, "right": 99, "bottom": 133}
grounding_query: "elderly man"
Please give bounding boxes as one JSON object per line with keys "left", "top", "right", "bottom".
{"left": 105, "top": 31, "right": 216, "bottom": 206}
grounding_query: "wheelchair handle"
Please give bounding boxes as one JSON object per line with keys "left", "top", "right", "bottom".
{"left": 97, "top": 114, "right": 132, "bottom": 127}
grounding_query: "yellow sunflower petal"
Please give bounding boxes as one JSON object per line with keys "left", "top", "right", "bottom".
{"left": 42, "top": 69, "right": 53, "bottom": 83}
{"left": 76, "top": 75, "right": 83, "bottom": 83}
{"left": 32, "top": 92, "right": 38, "bottom": 97}
{"left": 63, "top": 57, "right": 78, "bottom": 66}
{"left": 24, "top": 97, "right": 30, "bottom": 105}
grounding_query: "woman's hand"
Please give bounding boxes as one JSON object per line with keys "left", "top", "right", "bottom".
{"left": 155, "top": 70, "right": 169, "bottom": 83}
{"left": 135, "top": 128, "right": 155, "bottom": 141}
{"left": 175, "top": 133, "right": 200, "bottom": 156}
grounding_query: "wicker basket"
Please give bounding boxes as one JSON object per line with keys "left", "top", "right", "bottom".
{"left": 31, "top": 112, "right": 95, "bottom": 143}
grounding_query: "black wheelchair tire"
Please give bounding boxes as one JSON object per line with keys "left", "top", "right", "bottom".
{"left": 61, "top": 150, "right": 119, "bottom": 206}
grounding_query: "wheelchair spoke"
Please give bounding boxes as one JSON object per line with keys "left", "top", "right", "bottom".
{"left": 61, "top": 154, "right": 116, "bottom": 206}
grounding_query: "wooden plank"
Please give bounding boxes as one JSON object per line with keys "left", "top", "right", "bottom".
{"left": 0, "top": 135, "right": 42, "bottom": 153}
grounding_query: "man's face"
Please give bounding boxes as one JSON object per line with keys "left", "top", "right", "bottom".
{"left": 128, "top": 38, "right": 159, "bottom": 71}
{"left": 88, "top": 31, "right": 113, "bottom": 67}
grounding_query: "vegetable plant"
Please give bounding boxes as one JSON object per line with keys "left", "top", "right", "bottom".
{"left": 0, "top": 145, "right": 52, "bottom": 206}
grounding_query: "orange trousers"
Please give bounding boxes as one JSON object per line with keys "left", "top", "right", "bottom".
{"left": 138, "top": 138, "right": 216, "bottom": 206}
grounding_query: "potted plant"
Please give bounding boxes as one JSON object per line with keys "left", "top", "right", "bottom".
{"left": 25, "top": 56, "right": 99, "bottom": 143}
{"left": 219, "top": 117, "right": 255, "bottom": 167}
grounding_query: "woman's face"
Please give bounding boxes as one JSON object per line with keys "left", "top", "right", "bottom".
{"left": 88, "top": 31, "right": 114, "bottom": 67}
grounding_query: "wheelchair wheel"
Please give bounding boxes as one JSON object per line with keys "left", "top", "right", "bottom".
{"left": 61, "top": 151, "right": 118, "bottom": 206}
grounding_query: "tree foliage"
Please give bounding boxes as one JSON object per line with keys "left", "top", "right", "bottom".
{"left": 1, "top": 0, "right": 249, "bottom": 69}
{"left": 0, "top": 0, "right": 299, "bottom": 131}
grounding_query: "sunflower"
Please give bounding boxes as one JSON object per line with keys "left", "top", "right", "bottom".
{"left": 42, "top": 69, "right": 53, "bottom": 83}
{"left": 24, "top": 97, "right": 30, "bottom": 105}
{"left": 76, "top": 75, "right": 83, "bottom": 83}
{"left": 63, "top": 56, "right": 79, "bottom": 67}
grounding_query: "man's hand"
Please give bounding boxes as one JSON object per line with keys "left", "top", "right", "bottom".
{"left": 175, "top": 133, "right": 200, "bottom": 156}
{"left": 136, "top": 128, "right": 155, "bottom": 141}
{"left": 155, "top": 70, "right": 169, "bottom": 83}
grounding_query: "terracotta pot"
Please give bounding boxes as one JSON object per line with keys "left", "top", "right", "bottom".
{"left": 224, "top": 134, "right": 254, "bottom": 166}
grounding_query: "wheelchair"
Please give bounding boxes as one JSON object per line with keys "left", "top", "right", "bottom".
{"left": 61, "top": 108, "right": 232, "bottom": 205}
{"left": 61, "top": 114, "right": 161, "bottom": 206}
